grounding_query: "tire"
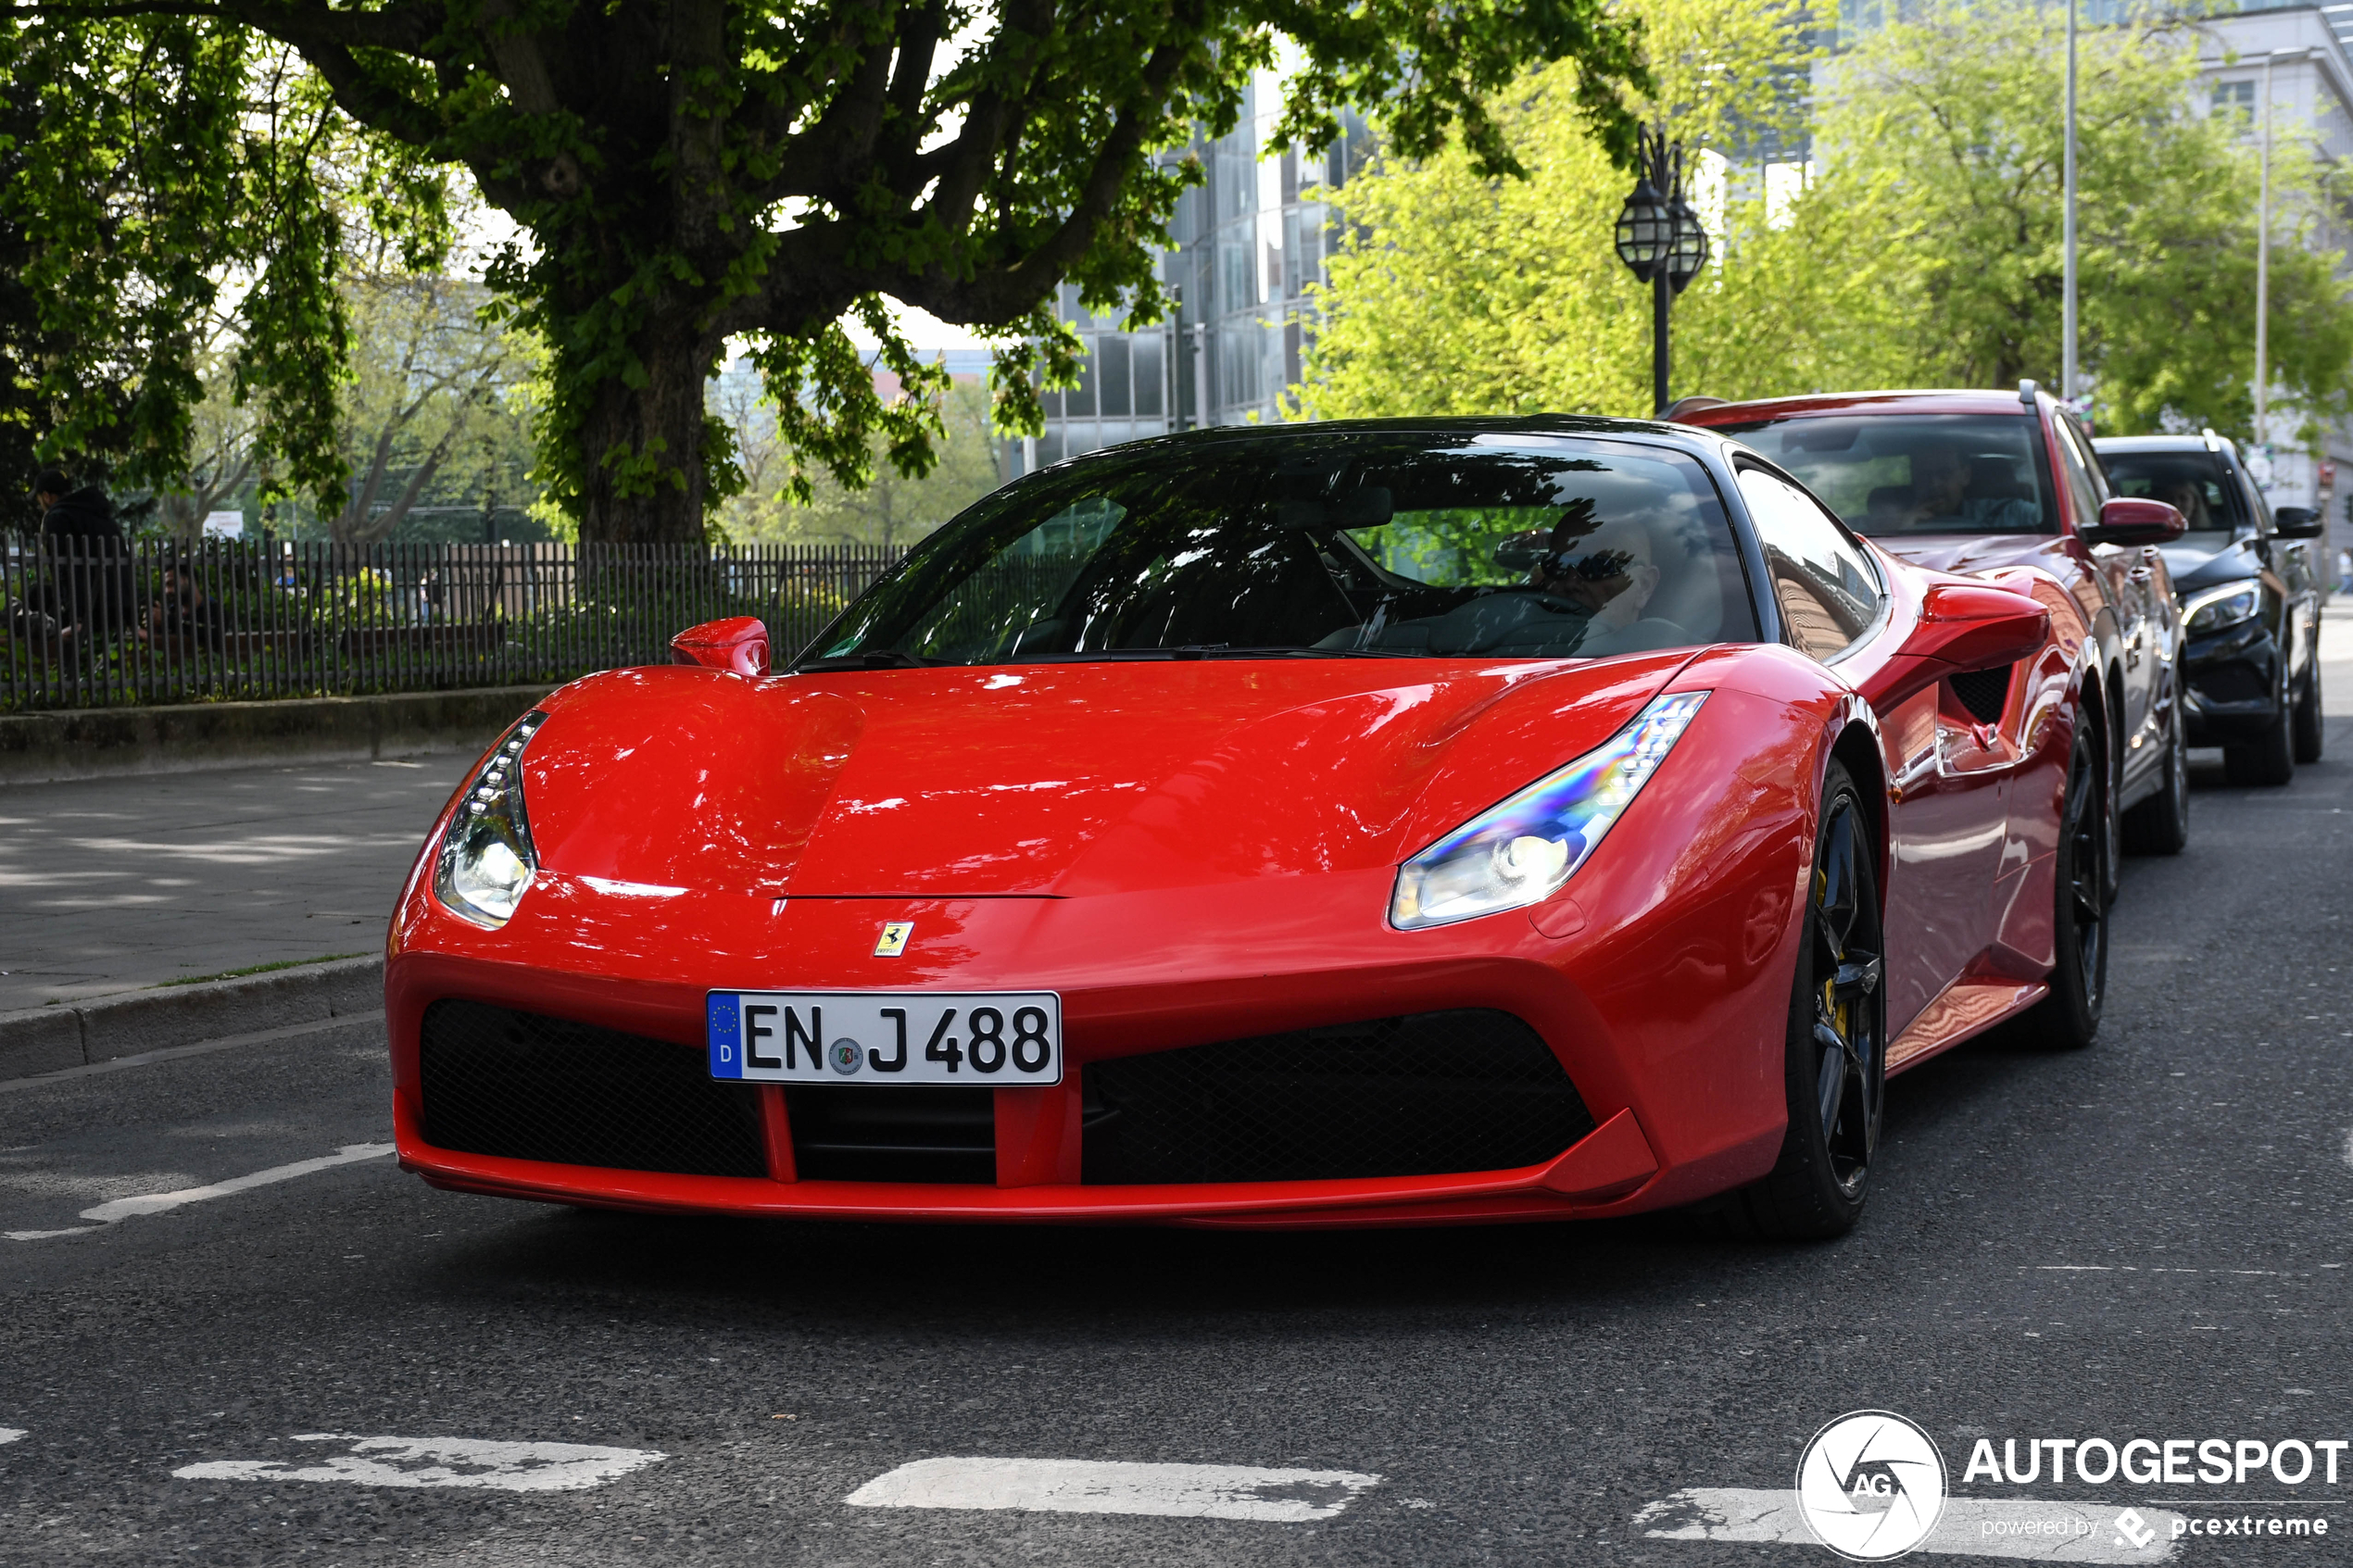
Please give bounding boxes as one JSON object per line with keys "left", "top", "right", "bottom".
{"left": 2120, "top": 700, "right": 2188, "bottom": 856}
{"left": 2292, "top": 661, "right": 2324, "bottom": 765}
{"left": 2018, "top": 724, "right": 2108, "bottom": 1050}
{"left": 1716, "top": 761, "right": 1885, "bottom": 1240}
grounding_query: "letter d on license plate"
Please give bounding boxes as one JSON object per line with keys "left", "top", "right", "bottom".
{"left": 707, "top": 990, "right": 1062, "bottom": 1085}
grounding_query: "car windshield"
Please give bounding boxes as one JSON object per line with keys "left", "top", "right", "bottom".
{"left": 2097, "top": 450, "right": 2243, "bottom": 538}
{"left": 804, "top": 430, "right": 1760, "bottom": 667}
{"left": 1718, "top": 413, "right": 2059, "bottom": 537}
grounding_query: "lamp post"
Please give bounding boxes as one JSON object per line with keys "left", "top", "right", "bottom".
{"left": 1614, "top": 126, "right": 1711, "bottom": 415}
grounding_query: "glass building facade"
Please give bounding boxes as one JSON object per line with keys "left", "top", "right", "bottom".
{"left": 1008, "top": 73, "right": 1371, "bottom": 476}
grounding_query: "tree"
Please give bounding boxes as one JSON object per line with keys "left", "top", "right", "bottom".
{"left": 1819, "top": 3, "right": 2353, "bottom": 440}
{"left": 151, "top": 328, "right": 262, "bottom": 538}
{"left": 323, "top": 272, "right": 525, "bottom": 543}
{"left": 6, "top": 0, "right": 1651, "bottom": 545}
{"left": 717, "top": 373, "right": 1001, "bottom": 546}
{"left": 1297, "top": 0, "right": 1916, "bottom": 421}
{"left": 1299, "top": 0, "right": 2353, "bottom": 444}
{"left": 0, "top": 19, "right": 456, "bottom": 525}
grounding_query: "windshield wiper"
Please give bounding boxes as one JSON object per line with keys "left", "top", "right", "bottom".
{"left": 793, "top": 648, "right": 947, "bottom": 671}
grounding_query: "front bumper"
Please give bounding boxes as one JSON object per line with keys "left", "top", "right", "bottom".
{"left": 388, "top": 862, "right": 1798, "bottom": 1228}
{"left": 2181, "top": 619, "right": 2282, "bottom": 744}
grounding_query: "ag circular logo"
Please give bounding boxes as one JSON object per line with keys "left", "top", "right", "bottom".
{"left": 1794, "top": 1410, "right": 1946, "bottom": 1561}
{"left": 829, "top": 1038, "right": 862, "bottom": 1075}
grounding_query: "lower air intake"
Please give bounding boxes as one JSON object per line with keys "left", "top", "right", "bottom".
{"left": 785, "top": 1087, "right": 998, "bottom": 1184}
{"left": 1082, "top": 1009, "right": 1596, "bottom": 1185}
{"left": 417, "top": 998, "right": 767, "bottom": 1177}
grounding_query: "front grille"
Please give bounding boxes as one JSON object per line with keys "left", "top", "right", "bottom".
{"left": 1082, "top": 1010, "right": 1596, "bottom": 1185}
{"left": 786, "top": 1087, "right": 997, "bottom": 1184}
{"left": 2194, "top": 661, "right": 2269, "bottom": 705}
{"left": 1948, "top": 665, "right": 2012, "bottom": 724}
{"left": 418, "top": 999, "right": 767, "bottom": 1177}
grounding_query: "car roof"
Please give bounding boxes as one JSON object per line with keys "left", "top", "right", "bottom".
{"left": 1053, "top": 414, "right": 1743, "bottom": 467}
{"left": 2090, "top": 433, "right": 2230, "bottom": 455}
{"left": 1674, "top": 389, "right": 2040, "bottom": 424}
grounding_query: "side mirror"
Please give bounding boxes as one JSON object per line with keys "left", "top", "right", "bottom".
{"left": 2272, "top": 506, "right": 2326, "bottom": 539}
{"left": 2083, "top": 496, "right": 2186, "bottom": 547}
{"left": 1909, "top": 583, "right": 2051, "bottom": 672}
{"left": 1856, "top": 581, "right": 2050, "bottom": 713}
{"left": 670, "top": 616, "right": 770, "bottom": 677}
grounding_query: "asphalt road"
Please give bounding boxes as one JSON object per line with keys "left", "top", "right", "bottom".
{"left": 0, "top": 631, "right": 2347, "bottom": 1566}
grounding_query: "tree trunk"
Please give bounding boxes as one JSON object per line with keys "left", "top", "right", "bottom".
{"left": 575, "top": 319, "right": 724, "bottom": 545}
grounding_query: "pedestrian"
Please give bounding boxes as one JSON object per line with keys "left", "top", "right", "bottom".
{"left": 2338, "top": 547, "right": 2351, "bottom": 595}
{"left": 23, "top": 468, "right": 134, "bottom": 640}
{"left": 142, "top": 560, "right": 228, "bottom": 652}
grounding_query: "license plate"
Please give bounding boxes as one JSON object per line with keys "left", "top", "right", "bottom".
{"left": 706, "top": 990, "right": 1063, "bottom": 1085}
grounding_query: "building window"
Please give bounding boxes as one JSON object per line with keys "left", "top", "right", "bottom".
{"left": 2213, "top": 79, "right": 2255, "bottom": 128}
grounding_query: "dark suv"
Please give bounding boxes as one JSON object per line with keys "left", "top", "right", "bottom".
{"left": 2094, "top": 432, "right": 2324, "bottom": 784}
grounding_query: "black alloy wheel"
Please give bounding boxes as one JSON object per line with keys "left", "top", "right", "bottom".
{"left": 2292, "top": 659, "right": 2324, "bottom": 764}
{"left": 1717, "top": 760, "right": 1884, "bottom": 1239}
{"left": 2019, "top": 724, "right": 2108, "bottom": 1050}
{"left": 2120, "top": 698, "right": 2189, "bottom": 856}
{"left": 2224, "top": 664, "right": 2297, "bottom": 786}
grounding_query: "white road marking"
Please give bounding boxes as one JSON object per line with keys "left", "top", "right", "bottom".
{"left": 4, "top": 1144, "right": 394, "bottom": 1241}
{"left": 845, "top": 1457, "right": 1381, "bottom": 1522}
{"left": 1638, "top": 1487, "right": 2187, "bottom": 1562}
{"left": 0, "top": 1428, "right": 23, "bottom": 1445}
{"left": 173, "top": 1433, "right": 664, "bottom": 1491}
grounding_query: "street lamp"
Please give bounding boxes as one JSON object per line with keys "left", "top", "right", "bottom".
{"left": 1614, "top": 126, "right": 1710, "bottom": 415}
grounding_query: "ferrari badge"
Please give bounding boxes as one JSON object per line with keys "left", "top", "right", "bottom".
{"left": 875, "top": 921, "right": 913, "bottom": 957}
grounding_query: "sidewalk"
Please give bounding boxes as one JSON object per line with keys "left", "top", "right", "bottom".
{"left": 0, "top": 755, "right": 470, "bottom": 1012}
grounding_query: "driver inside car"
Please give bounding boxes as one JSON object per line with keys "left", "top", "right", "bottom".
{"left": 1906, "top": 444, "right": 2040, "bottom": 532}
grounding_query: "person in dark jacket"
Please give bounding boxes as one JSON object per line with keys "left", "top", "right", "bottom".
{"left": 141, "top": 562, "right": 228, "bottom": 652}
{"left": 22, "top": 469, "right": 133, "bottom": 639}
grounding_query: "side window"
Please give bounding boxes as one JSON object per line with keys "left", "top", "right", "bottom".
{"left": 1738, "top": 467, "right": 1885, "bottom": 663}
{"left": 2051, "top": 418, "right": 2103, "bottom": 530}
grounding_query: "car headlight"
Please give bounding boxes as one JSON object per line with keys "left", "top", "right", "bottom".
{"left": 2183, "top": 583, "right": 2259, "bottom": 635}
{"left": 1390, "top": 691, "right": 1708, "bottom": 931}
{"left": 434, "top": 711, "right": 547, "bottom": 928}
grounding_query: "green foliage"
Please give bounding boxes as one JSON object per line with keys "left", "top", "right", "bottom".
{"left": 8, "top": 0, "right": 1651, "bottom": 543}
{"left": 1299, "top": 0, "right": 2353, "bottom": 445}
{"left": 1300, "top": 0, "right": 1888, "bottom": 421}
{"left": 0, "top": 24, "right": 430, "bottom": 521}
{"left": 716, "top": 374, "right": 1004, "bottom": 547}
{"left": 1821, "top": 3, "right": 2353, "bottom": 440}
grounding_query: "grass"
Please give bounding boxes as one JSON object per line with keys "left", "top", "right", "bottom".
{"left": 154, "top": 953, "right": 372, "bottom": 988}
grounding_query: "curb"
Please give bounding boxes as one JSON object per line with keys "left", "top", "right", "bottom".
{"left": 0, "top": 685, "right": 553, "bottom": 785}
{"left": 0, "top": 956, "right": 384, "bottom": 1079}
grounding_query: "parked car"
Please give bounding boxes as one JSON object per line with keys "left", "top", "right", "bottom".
{"left": 2092, "top": 431, "right": 2324, "bottom": 784}
{"left": 391, "top": 417, "right": 2103, "bottom": 1241}
{"left": 1678, "top": 386, "right": 2191, "bottom": 858}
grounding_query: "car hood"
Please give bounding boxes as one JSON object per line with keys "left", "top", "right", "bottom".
{"left": 521, "top": 654, "right": 1695, "bottom": 897}
{"left": 2160, "top": 536, "right": 2261, "bottom": 592}
{"left": 1866, "top": 533, "right": 2081, "bottom": 577}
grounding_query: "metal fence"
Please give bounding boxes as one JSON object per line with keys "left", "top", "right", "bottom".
{"left": 1, "top": 539, "right": 907, "bottom": 712}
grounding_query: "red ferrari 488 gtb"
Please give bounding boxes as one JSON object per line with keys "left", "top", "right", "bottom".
{"left": 388, "top": 417, "right": 2118, "bottom": 1238}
